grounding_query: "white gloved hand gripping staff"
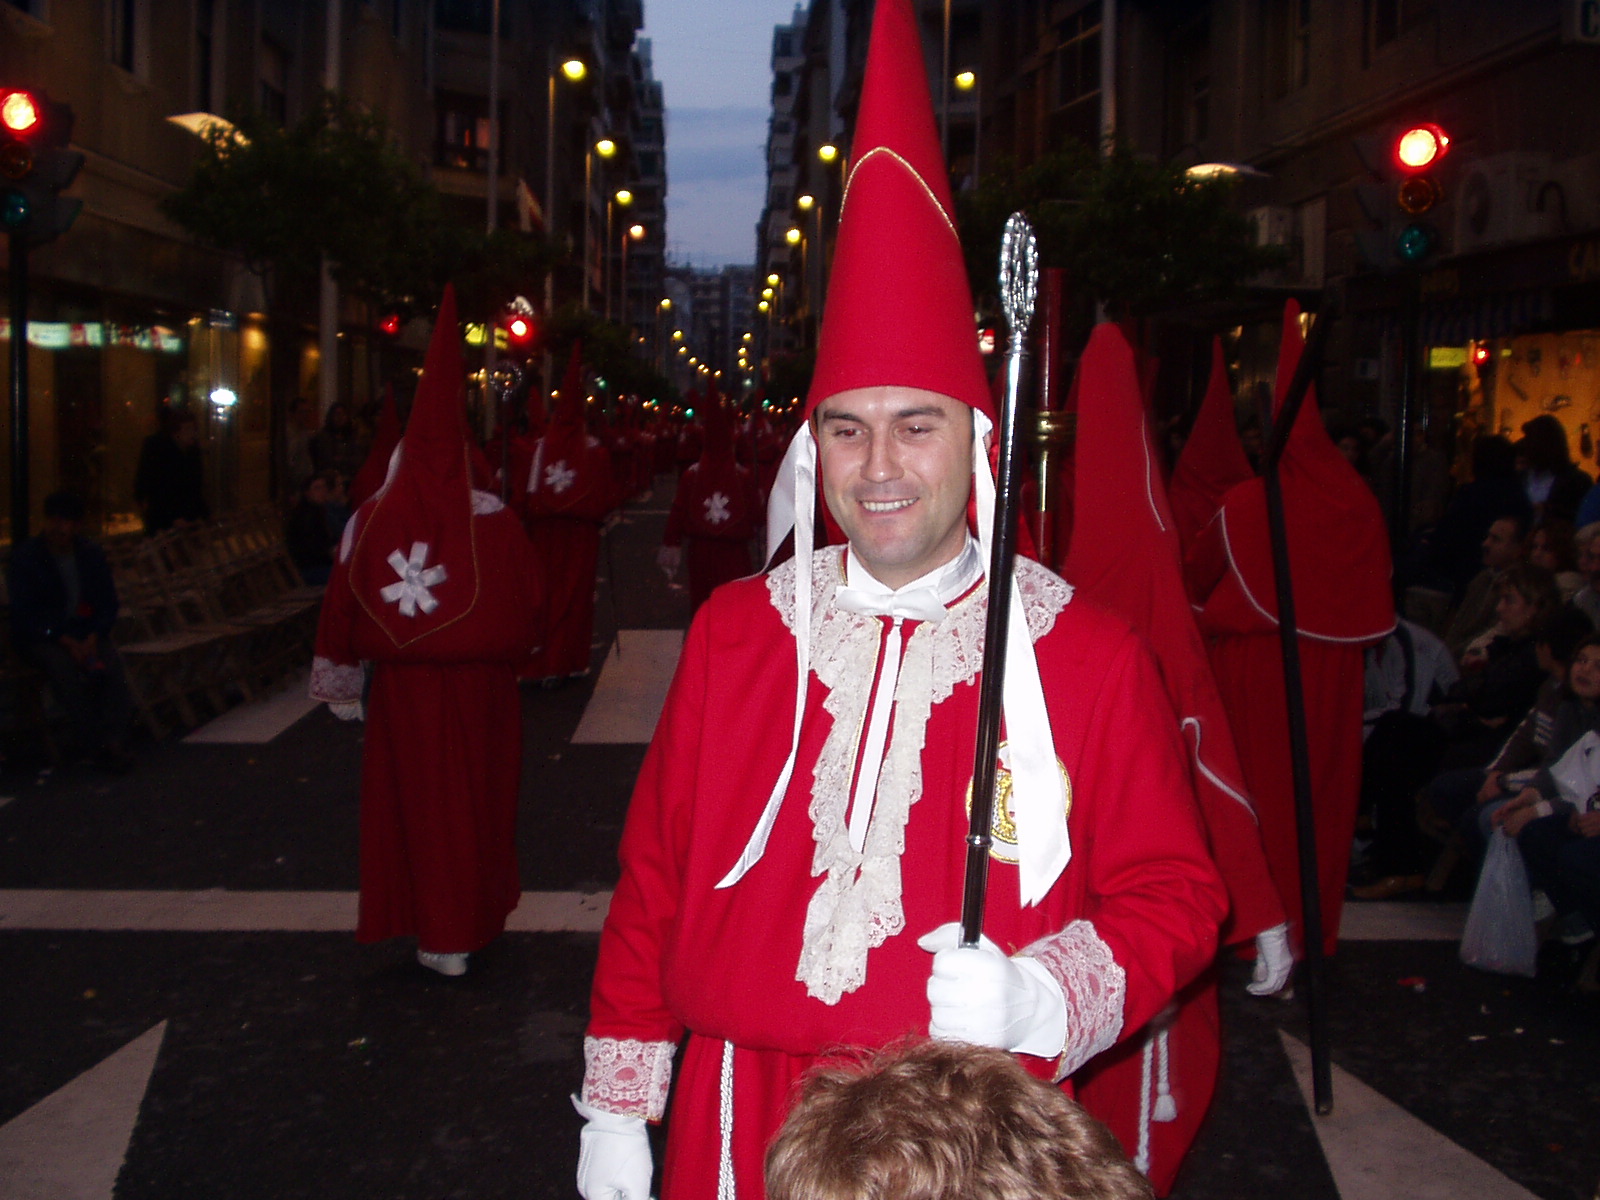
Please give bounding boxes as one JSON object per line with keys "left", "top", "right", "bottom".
{"left": 918, "top": 922, "right": 1066, "bottom": 1058}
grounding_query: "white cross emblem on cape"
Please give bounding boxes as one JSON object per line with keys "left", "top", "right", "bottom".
{"left": 704, "top": 491, "right": 730, "bottom": 525}
{"left": 544, "top": 460, "right": 576, "bottom": 493}
{"left": 379, "top": 542, "right": 448, "bottom": 617}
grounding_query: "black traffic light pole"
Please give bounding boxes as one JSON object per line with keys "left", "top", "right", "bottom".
{"left": 8, "top": 232, "right": 27, "bottom": 544}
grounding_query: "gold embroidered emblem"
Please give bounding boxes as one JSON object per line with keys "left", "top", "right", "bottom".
{"left": 963, "top": 743, "right": 1072, "bottom": 865}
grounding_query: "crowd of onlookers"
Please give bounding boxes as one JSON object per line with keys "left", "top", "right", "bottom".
{"left": 1352, "top": 413, "right": 1600, "bottom": 991}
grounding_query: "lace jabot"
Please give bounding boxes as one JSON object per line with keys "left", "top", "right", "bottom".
{"left": 764, "top": 549, "right": 1073, "bottom": 1004}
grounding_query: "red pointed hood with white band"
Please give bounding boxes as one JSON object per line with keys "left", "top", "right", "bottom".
{"left": 728, "top": 0, "right": 1068, "bottom": 908}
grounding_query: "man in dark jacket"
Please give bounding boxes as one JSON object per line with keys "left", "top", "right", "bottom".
{"left": 8, "top": 492, "right": 135, "bottom": 770}
{"left": 134, "top": 410, "right": 209, "bottom": 534}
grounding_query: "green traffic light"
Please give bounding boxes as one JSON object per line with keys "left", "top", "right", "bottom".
{"left": 1395, "top": 221, "right": 1437, "bottom": 264}
{"left": 2, "top": 188, "right": 30, "bottom": 230}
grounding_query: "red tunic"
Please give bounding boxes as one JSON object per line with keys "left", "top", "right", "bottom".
{"left": 1187, "top": 306, "right": 1394, "bottom": 958}
{"left": 1061, "top": 325, "right": 1285, "bottom": 1193}
{"left": 523, "top": 431, "right": 615, "bottom": 678}
{"left": 312, "top": 493, "right": 543, "bottom": 952}
{"left": 583, "top": 549, "right": 1227, "bottom": 1199}
{"left": 663, "top": 461, "right": 761, "bottom": 611}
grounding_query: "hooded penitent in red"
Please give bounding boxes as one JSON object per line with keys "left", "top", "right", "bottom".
{"left": 310, "top": 286, "right": 544, "bottom": 956}
{"left": 522, "top": 343, "right": 617, "bottom": 679}
{"left": 1169, "top": 339, "right": 1255, "bottom": 556}
{"left": 346, "top": 383, "right": 402, "bottom": 511}
{"left": 1187, "top": 301, "right": 1394, "bottom": 958}
{"left": 662, "top": 380, "right": 760, "bottom": 610}
{"left": 1062, "top": 324, "right": 1286, "bottom": 1194}
{"left": 581, "top": 3, "right": 1225, "bottom": 1198}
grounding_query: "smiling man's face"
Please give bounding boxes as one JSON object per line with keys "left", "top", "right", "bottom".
{"left": 814, "top": 386, "right": 974, "bottom": 589}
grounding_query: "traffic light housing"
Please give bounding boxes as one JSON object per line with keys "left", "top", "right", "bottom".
{"left": 1, "top": 87, "right": 84, "bottom": 246}
{"left": 1354, "top": 121, "right": 1452, "bottom": 272}
{"left": 499, "top": 299, "right": 539, "bottom": 358}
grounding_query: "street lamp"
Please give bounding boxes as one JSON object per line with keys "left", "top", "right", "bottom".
{"left": 582, "top": 137, "right": 617, "bottom": 310}
{"left": 544, "top": 54, "right": 587, "bottom": 329}
{"left": 954, "top": 69, "right": 980, "bottom": 185}
{"left": 619, "top": 222, "right": 645, "bottom": 329}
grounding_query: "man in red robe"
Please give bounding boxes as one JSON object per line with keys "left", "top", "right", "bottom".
{"left": 573, "top": 6, "right": 1226, "bottom": 1196}
{"left": 658, "top": 382, "right": 761, "bottom": 611}
{"left": 1168, "top": 340, "right": 1255, "bottom": 556}
{"left": 522, "top": 345, "right": 616, "bottom": 682}
{"left": 1062, "top": 325, "right": 1289, "bottom": 1194}
{"left": 310, "top": 287, "right": 544, "bottom": 977}
{"left": 1186, "top": 302, "right": 1395, "bottom": 959}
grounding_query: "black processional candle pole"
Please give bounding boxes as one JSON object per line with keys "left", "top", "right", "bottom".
{"left": 961, "top": 213, "right": 1038, "bottom": 946}
{"left": 1259, "top": 296, "right": 1338, "bottom": 1115}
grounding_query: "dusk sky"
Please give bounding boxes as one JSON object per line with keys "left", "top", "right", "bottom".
{"left": 643, "top": 0, "right": 802, "bottom": 269}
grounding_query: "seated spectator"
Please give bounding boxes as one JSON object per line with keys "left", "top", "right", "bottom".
{"left": 765, "top": 1039, "right": 1153, "bottom": 1200}
{"left": 1356, "top": 567, "right": 1562, "bottom": 899}
{"left": 1444, "top": 514, "right": 1527, "bottom": 663}
{"left": 1426, "top": 435, "right": 1531, "bottom": 603}
{"left": 1364, "top": 618, "right": 1459, "bottom": 740}
{"left": 284, "top": 474, "right": 335, "bottom": 586}
{"left": 6, "top": 492, "right": 135, "bottom": 772}
{"left": 1571, "top": 522, "right": 1600, "bottom": 627}
{"left": 1528, "top": 519, "right": 1582, "bottom": 602}
{"left": 1506, "top": 724, "right": 1600, "bottom": 957}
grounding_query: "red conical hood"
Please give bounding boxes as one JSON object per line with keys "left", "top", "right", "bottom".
{"left": 1169, "top": 338, "right": 1253, "bottom": 554}
{"left": 347, "top": 382, "right": 402, "bottom": 509}
{"left": 552, "top": 342, "right": 586, "bottom": 431}
{"left": 347, "top": 285, "right": 480, "bottom": 648}
{"left": 804, "top": 0, "right": 990, "bottom": 420}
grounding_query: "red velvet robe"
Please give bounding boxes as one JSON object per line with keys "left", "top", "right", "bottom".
{"left": 584, "top": 549, "right": 1227, "bottom": 1199}
{"left": 1187, "top": 306, "right": 1394, "bottom": 958}
{"left": 311, "top": 494, "right": 543, "bottom": 952}
{"left": 663, "top": 461, "right": 761, "bottom": 611}
{"left": 523, "top": 430, "right": 615, "bottom": 678}
{"left": 1061, "top": 326, "right": 1285, "bottom": 1193}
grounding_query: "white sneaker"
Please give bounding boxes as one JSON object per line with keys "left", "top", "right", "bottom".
{"left": 417, "top": 949, "right": 468, "bottom": 977}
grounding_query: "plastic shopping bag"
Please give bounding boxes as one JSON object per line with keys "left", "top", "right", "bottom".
{"left": 1459, "top": 831, "right": 1538, "bottom": 977}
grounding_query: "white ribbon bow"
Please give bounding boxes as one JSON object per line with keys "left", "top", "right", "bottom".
{"left": 379, "top": 542, "right": 448, "bottom": 617}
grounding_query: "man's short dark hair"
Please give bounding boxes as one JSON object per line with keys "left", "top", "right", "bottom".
{"left": 43, "top": 491, "right": 86, "bottom": 521}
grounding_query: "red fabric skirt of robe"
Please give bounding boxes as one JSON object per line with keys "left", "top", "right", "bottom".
{"left": 356, "top": 660, "right": 522, "bottom": 953}
{"left": 1208, "top": 634, "right": 1366, "bottom": 958}
{"left": 526, "top": 516, "right": 602, "bottom": 678}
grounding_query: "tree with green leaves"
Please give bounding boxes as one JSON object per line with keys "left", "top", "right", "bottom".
{"left": 957, "top": 143, "right": 1289, "bottom": 327}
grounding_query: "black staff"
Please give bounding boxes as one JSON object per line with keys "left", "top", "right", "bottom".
{"left": 961, "top": 213, "right": 1039, "bottom": 948}
{"left": 1259, "top": 295, "right": 1337, "bottom": 1114}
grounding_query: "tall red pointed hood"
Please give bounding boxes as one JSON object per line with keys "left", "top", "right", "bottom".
{"left": 1063, "top": 324, "right": 1284, "bottom": 946}
{"left": 347, "top": 382, "right": 402, "bottom": 509}
{"left": 347, "top": 286, "right": 481, "bottom": 648}
{"left": 1198, "top": 301, "right": 1394, "bottom": 642}
{"left": 551, "top": 342, "right": 587, "bottom": 432}
{"left": 1169, "top": 338, "right": 1253, "bottom": 555}
{"left": 804, "top": 0, "right": 990, "bottom": 420}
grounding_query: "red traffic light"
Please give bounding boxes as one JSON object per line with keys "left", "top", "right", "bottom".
{"left": 378, "top": 312, "right": 402, "bottom": 336}
{"left": 506, "top": 315, "right": 532, "bottom": 341}
{"left": 1472, "top": 344, "right": 1492, "bottom": 368}
{"left": 1, "top": 90, "right": 40, "bottom": 136}
{"left": 1394, "top": 123, "right": 1449, "bottom": 172}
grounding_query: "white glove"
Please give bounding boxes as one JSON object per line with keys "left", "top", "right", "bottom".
{"left": 655, "top": 546, "right": 681, "bottom": 578}
{"left": 573, "top": 1095, "right": 652, "bottom": 1200}
{"left": 328, "top": 699, "right": 364, "bottom": 721}
{"left": 1247, "top": 922, "right": 1294, "bottom": 997}
{"left": 918, "top": 922, "right": 1066, "bottom": 1058}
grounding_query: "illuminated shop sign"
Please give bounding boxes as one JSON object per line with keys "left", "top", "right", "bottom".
{"left": 0, "top": 320, "right": 186, "bottom": 352}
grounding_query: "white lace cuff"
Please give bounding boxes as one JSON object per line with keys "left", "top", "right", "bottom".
{"left": 310, "top": 656, "right": 364, "bottom": 703}
{"left": 1021, "top": 920, "right": 1126, "bottom": 1081}
{"left": 580, "top": 1036, "right": 677, "bottom": 1121}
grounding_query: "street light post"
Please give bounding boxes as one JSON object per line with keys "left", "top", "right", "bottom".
{"left": 604, "top": 187, "right": 632, "bottom": 322}
{"left": 620, "top": 223, "right": 645, "bottom": 331}
{"left": 545, "top": 55, "right": 587, "bottom": 315}
{"left": 954, "top": 69, "right": 979, "bottom": 186}
{"left": 584, "top": 139, "right": 617, "bottom": 312}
